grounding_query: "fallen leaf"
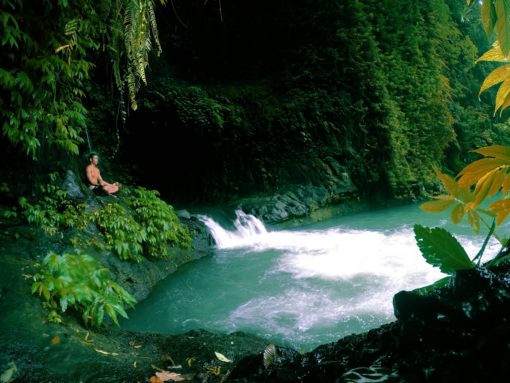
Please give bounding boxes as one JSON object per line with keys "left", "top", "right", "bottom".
{"left": 0, "top": 362, "right": 17, "bottom": 383}
{"left": 214, "top": 351, "right": 232, "bottom": 363}
{"left": 51, "top": 336, "right": 61, "bottom": 345}
{"left": 133, "top": 344, "right": 142, "bottom": 349}
{"left": 22, "top": 274, "right": 32, "bottom": 279}
{"left": 111, "top": 352, "right": 119, "bottom": 356}
{"left": 150, "top": 376, "right": 162, "bottom": 383}
{"left": 156, "top": 371, "right": 187, "bottom": 382}
{"left": 95, "top": 349, "right": 110, "bottom": 355}
{"left": 185, "top": 357, "right": 194, "bottom": 367}
{"left": 133, "top": 361, "right": 137, "bottom": 368}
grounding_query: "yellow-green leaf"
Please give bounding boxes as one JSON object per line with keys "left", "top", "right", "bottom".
{"left": 477, "top": 42, "right": 508, "bottom": 63}
{"left": 490, "top": 199, "right": 510, "bottom": 224}
{"left": 499, "top": 91, "right": 510, "bottom": 114}
{"left": 495, "top": 80, "right": 510, "bottom": 113}
{"left": 473, "top": 168, "right": 506, "bottom": 206}
{"left": 420, "top": 199, "right": 455, "bottom": 213}
{"left": 458, "top": 157, "right": 510, "bottom": 187}
{"left": 479, "top": 64, "right": 510, "bottom": 96}
{"left": 473, "top": 145, "right": 510, "bottom": 161}
{"left": 502, "top": 174, "right": 510, "bottom": 192}
{"left": 467, "top": 210, "right": 481, "bottom": 233}
{"left": 496, "top": 0, "right": 510, "bottom": 56}
{"left": 451, "top": 204, "right": 465, "bottom": 224}
{"left": 434, "top": 168, "right": 459, "bottom": 196}
{"left": 482, "top": 0, "right": 498, "bottom": 37}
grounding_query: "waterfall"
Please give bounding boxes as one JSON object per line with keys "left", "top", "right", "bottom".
{"left": 198, "top": 210, "right": 267, "bottom": 248}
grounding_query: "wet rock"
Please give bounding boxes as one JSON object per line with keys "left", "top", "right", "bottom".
{"left": 60, "top": 169, "right": 88, "bottom": 200}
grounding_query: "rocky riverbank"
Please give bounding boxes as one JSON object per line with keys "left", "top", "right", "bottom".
{"left": 3, "top": 172, "right": 510, "bottom": 383}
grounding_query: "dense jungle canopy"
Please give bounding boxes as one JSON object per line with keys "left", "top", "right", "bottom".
{"left": 0, "top": 0, "right": 508, "bottom": 205}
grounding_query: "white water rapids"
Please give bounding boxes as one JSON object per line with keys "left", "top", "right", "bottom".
{"left": 122, "top": 206, "right": 502, "bottom": 350}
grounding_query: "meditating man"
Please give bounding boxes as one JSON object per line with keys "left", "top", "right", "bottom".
{"left": 86, "top": 152, "right": 120, "bottom": 195}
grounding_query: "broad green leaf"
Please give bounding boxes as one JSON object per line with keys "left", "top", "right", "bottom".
{"left": 420, "top": 198, "right": 455, "bottom": 213}
{"left": 479, "top": 64, "right": 510, "bottom": 95}
{"left": 496, "top": 0, "right": 510, "bottom": 56}
{"left": 413, "top": 225, "right": 474, "bottom": 274}
{"left": 473, "top": 145, "right": 510, "bottom": 161}
{"left": 451, "top": 204, "right": 465, "bottom": 224}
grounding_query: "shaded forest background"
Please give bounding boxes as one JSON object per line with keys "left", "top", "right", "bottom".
{"left": 2, "top": 0, "right": 509, "bottom": 205}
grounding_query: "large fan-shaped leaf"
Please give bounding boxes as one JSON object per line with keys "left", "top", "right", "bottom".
{"left": 414, "top": 225, "right": 474, "bottom": 274}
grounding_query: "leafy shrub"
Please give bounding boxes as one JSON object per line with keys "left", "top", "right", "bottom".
{"left": 124, "top": 187, "right": 192, "bottom": 258}
{"left": 32, "top": 251, "right": 136, "bottom": 327}
{"left": 19, "top": 176, "right": 90, "bottom": 236}
{"left": 17, "top": 178, "right": 192, "bottom": 262}
{"left": 92, "top": 202, "right": 145, "bottom": 262}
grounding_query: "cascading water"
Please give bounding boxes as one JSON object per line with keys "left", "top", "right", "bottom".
{"left": 121, "top": 205, "right": 501, "bottom": 351}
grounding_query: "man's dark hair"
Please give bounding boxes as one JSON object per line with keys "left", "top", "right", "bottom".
{"left": 88, "top": 152, "right": 98, "bottom": 160}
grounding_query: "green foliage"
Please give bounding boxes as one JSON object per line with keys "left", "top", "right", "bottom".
{"left": 0, "top": 0, "right": 164, "bottom": 158}
{"left": 125, "top": 187, "right": 193, "bottom": 257}
{"left": 93, "top": 202, "right": 145, "bottom": 262}
{"left": 413, "top": 224, "right": 475, "bottom": 274}
{"left": 16, "top": 179, "right": 191, "bottom": 262}
{"left": 18, "top": 181, "right": 89, "bottom": 237}
{"left": 32, "top": 251, "right": 136, "bottom": 327}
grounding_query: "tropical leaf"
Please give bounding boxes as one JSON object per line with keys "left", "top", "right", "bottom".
{"left": 478, "top": 41, "right": 509, "bottom": 63}
{"left": 413, "top": 225, "right": 474, "bottom": 274}
{"left": 479, "top": 64, "right": 510, "bottom": 95}
{"left": 495, "top": 80, "right": 510, "bottom": 113}
{"left": 502, "top": 174, "right": 510, "bottom": 192}
{"left": 473, "top": 167, "right": 507, "bottom": 206}
{"left": 490, "top": 199, "right": 510, "bottom": 224}
{"left": 419, "top": 198, "right": 455, "bottom": 213}
{"left": 496, "top": 0, "right": 510, "bottom": 56}
{"left": 473, "top": 145, "right": 510, "bottom": 160}
{"left": 467, "top": 209, "right": 481, "bottom": 233}
{"left": 482, "top": 0, "right": 498, "bottom": 37}
{"left": 457, "top": 157, "right": 510, "bottom": 187}
{"left": 434, "top": 168, "right": 459, "bottom": 196}
{"left": 500, "top": 91, "right": 510, "bottom": 114}
{"left": 451, "top": 203, "right": 465, "bottom": 224}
